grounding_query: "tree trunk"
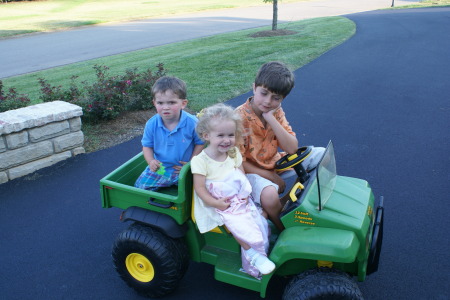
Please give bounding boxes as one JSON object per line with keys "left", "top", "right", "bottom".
{"left": 272, "top": 0, "right": 278, "bottom": 30}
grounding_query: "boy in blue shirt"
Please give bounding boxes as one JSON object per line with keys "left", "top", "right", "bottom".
{"left": 134, "top": 76, "right": 204, "bottom": 190}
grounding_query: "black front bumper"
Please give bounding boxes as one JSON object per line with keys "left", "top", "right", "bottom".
{"left": 367, "top": 196, "right": 384, "bottom": 275}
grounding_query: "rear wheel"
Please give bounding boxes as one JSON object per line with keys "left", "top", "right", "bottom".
{"left": 283, "top": 268, "right": 364, "bottom": 300}
{"left": 112, "top": 223, "right": 188, "bottom": 298}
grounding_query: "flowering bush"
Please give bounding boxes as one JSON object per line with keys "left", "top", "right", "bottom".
{"left": 38, "top": 63, "right": 166, "bottom": 123}
{"left": 0, "top": 81, "right": 31, "bottom": 112}
{"left": 38, "top": 75, "right": 81, "bottom": 104}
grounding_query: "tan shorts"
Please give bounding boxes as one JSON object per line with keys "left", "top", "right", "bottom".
{"left": 245, "top": 174, "right": 278, "bottom": 206}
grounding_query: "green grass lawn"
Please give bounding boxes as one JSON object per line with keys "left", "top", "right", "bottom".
{"left": 0, "top": 0, "right": 303, "bottom": 38}
{"left": 1, "top": 0, "right": 447, "bottom": 38}
{"left": 1, "top": 16, "right": 355, "bottom": 111}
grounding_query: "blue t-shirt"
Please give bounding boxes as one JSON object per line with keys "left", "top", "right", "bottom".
{"left": 141, "top": 110, "right": 204, "bottom": 176}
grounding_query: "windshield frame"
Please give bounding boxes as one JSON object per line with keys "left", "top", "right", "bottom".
{"left": 316, "top": 141, "right": 337, "bottom": 211}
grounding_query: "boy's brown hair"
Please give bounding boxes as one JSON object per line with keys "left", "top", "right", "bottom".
{"left": 151, "top": 76, "right": 187, "bottom": 99}
{"left": 254, "top": 61, "right": 295, "bottom": 98}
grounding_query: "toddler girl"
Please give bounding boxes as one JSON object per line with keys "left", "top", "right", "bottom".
{"left": 191, "top": 103, "right": 275, "bottom": 278}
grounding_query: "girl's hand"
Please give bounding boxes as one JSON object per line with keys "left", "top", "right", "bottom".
{"left": 216, "top": 197, "right": 231, "bottom": 211}
{"left": 149, "top": 159, "right": 161, "bottom": 172}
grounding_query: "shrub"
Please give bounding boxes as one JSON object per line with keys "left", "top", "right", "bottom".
{"left": 121, "top": 66, "right": 165, "bottom": 111}
{"left": 0, "top": 80, "right": 31, "bottom": 112}
{"left": 38, "top": 75, "right": 81, "bottom": 103}
{"left": 38, "top": 63, "right": 166, "bottom": 123}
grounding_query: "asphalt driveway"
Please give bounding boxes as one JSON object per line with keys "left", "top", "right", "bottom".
{"left": 1, "top": 7, "right": 449, "bottom": 300}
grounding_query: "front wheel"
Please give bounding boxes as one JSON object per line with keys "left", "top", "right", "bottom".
{"left": 112, "top": 223, "right": 188, "bottom": 298}
{"left": 283, "top": 268, "right": 364, "bottom": 300}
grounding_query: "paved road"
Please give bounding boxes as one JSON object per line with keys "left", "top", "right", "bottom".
{"left": 1, "top": 6, "right": 449, "bottom": 300}
{"left": 0, "top": 0, "right": 418, "bottom": 79}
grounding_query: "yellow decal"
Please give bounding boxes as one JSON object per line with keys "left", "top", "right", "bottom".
{"left": 295, "top": 211, "right": 309, "bottom": 216}
{"left": 294, "top": 220, "right": 316, "bottom": 225}
{"left": 367, "top": 205, "right": 373, "bottom": 216}
{"left": 294, "top": 215, "right": 313, "bottom": 221}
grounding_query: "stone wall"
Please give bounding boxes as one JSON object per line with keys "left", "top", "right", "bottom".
{"left": 0, "top": 101, "right": 85, "bottom": 184}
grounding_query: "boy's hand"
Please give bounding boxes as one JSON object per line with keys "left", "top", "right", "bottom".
{"left": 149, "top": 159, "right": 162, "bottom": 172}
{"left": 173, "top": 161, "right": 187, "bottom": 174}
{"left": 262, "top": 105, "right": 281, "bottom": 121}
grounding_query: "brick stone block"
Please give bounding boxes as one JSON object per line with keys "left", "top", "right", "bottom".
{"left": 0, "top": 171, "right": 8, "bottom": 184}
{"left": 0, "top": 136, "right": 6, "bottom": 153}
{"left": 29, "top": 121, "right": 70, "bottom": 142}
{"left": 53, "top": 131, "right": 84, "bottom": 153}
{"left": 0, "top": 141, "right": 53, "bottom": 170}
{"left": 69, "top": 117, "right": 82, "bottom": 132}
{"left": 0, "top": 101, "right": 83, "bottom": 135}
{"left": 72, "top": 146, "right": 85, "bottom": 156}
{"left": 5, "top": 131, "right": 29, "bottom": 149}
{"left": 8, "top": 151, "right": 72, "bottom": 180}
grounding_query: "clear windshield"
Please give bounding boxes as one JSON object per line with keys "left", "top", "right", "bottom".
{"left": 316, "top": 141, "right": 337, "bottom": 210}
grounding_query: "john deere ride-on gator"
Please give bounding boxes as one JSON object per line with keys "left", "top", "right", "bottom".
{"left": 100, "top": 141, "right": 384, "bottom": 299}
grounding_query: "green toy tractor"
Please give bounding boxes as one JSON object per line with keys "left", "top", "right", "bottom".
{"left": 100, "top": 141, "right": 384, "bottom": 299}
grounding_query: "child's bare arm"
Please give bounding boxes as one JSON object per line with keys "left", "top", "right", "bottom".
{"left": 263, "top": 110, "right": 298, "bottom": 154}
{"left": 142, "top": 147, "right": 161, "bottom": 172}
{"left": 191, "top": 144, "right": 205, "bottom": 158}
{"left": 193, "top": 174, "right": 230, "bottom": 210}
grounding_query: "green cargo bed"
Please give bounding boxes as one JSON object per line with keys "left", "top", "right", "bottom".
{"left": 100, "top": 152, "right": 193, "bottom": 224}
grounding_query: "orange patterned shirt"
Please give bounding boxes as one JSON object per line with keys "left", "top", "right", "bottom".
{"left": 235, "top": 97, "right": 296, "bottom": 170}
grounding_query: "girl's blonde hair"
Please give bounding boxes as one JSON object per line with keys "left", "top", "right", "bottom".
{"left": 196, "top": 103, "right": 243, "bottom": 158}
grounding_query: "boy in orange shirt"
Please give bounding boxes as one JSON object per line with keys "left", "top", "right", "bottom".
{"left": 235, "top": 61, "right": 324, "bottom": 230}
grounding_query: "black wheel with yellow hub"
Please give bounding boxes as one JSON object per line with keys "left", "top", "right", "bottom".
{"left": 283, "top": 268, "right": 363, "bottom": 300}
{"left": 112, "top": 223, "right": 188, "bottom": 298}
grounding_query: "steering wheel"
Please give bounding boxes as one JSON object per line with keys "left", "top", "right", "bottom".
{"left": 275, "top": 146, "right": 313, "bottom": 184}
{"left": 275, "top": 146, "right": 313, "bottom": 171}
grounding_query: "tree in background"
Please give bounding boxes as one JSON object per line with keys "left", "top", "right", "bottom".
{"left": 264, "top": 0, "right": 279, "bottom": 30}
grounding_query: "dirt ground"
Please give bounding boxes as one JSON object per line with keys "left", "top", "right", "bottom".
{"left": 82, "top": 110, "right": 154, "bottom": 153}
